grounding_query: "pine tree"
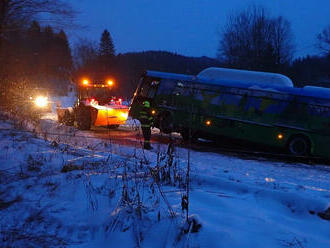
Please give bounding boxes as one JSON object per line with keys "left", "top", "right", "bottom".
{"left": 99, "top": 29, "right": 115, "bottom": 57}
{"left": 98, "top": 29, "right": 115, "bottom": 75}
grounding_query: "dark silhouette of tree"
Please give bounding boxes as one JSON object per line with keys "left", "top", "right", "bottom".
{"left": 99, "top": 29, "right": 115, "bottom": 57}
{"left": 271, "top": 17, "right": 294, "bottom": 68}
{"left": 98, "top": 29, "right": 116, "bottom": 76}
{"left": 73, "top": 38, "right": 98, "bottom": 69}
{"left": 317, "top": 25, "right": 330, "bottom": 56}
{"left": 73, "top": 38, "right": 99, "bottom": 80}
{"left": 56, "top": 30, "right": 72, "bottom": 71}
{"left": 0, "top": 0, "right": 74, "bottom": 34}
{"left": 217, "top": 5, "right": 295, "bottom": 73}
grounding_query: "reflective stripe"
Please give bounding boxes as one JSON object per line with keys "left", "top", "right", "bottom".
{"left": 139, "top": 109, "right": 153, "bottom": 126}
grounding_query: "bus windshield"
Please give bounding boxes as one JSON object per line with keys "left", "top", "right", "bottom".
{"left": 138, "top": 77, "right": 159, "bottom": 99}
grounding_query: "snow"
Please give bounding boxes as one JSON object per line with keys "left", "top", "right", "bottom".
{"left": 197, "top": 67, "right": 294, "bottom": 88}
{"left": 1, "top": 94, "right": 330, "bottom": 247}
{"left": 303, "top": 85, "right": 330, "bottom": 98}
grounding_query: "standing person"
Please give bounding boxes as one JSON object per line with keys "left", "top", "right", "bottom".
{"left": 139, "top": 101, "right": 153, "bottom": 150}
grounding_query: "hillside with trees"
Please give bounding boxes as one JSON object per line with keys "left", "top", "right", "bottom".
{"left": 73, "top": 31, "right": 222, "bottom": 97}
{"left": 112, "top": 51, "right": 222, "bottom": 97}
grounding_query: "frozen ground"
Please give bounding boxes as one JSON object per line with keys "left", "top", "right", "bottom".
{"left": 0, "top": 97, "right": 330, "bottom": 247}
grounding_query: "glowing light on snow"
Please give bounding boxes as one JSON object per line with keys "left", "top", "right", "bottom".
{"left": 35, "top": 96, "right": 48, "bottom": 108}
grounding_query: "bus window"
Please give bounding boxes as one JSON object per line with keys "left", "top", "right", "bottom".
{"left": 140, "top": 78, "right": 159, "bottom": 98}
{"left": 157, "top": 79, "right": 177, "bottom": 95}
{"left": 173, "top": 81, "right": 192, "bottom": 96}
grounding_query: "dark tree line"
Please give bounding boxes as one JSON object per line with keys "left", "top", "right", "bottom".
{"left": 1, "top": 21, "right": 72, "bottom": 92}
{"left": 289, "top": 55, "right": 330, "bottom": 87}
{"left": 113, "top": 51, "right": 222, "bottom": 97}
{"left": 0, "top": 0, "right": 75, "bottom": 109}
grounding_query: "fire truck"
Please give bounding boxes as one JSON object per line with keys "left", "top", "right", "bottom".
{"left": 57, "top": 78, "right": 129, "bottom": 130}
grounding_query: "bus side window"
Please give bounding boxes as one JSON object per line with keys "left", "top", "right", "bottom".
{"left": 157, "top": 79, "right": 176, "bottom": 95}
{"left": 173, "top": 81, "right": 190, "bottom": 96}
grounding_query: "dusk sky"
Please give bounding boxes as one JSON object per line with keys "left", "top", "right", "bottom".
{"left": 69, "top": 0, "right": 330, "bottom": 58}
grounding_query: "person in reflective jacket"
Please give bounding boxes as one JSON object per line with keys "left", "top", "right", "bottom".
{"left": 139, "top": 101, "right": 153, "bottom": 150}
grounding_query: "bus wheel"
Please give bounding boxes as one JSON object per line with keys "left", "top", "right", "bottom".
{"left": 159, "top": 112, "right": 173, "bottom": 134}
{"left": 287, "top": 136, "right": 310, "bottom": 156}
{"left": 76, "top": 106, "right": 91, "bottom": 130}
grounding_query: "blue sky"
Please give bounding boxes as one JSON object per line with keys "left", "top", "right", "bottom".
{"left": 69, "top": 0, "right": 330, "bottom": 58}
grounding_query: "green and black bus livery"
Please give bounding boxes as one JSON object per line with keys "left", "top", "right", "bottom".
{"left": 129, "top": 67, "right": 330, "bottom": 158}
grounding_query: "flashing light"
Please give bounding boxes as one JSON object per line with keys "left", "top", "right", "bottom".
{"left": 205, "top": 120, "right": 212, "bottom": 126}
{"left": 35, "top": 96, "right": 48, "bottom": 108}
{"left": 120, "top": 112, "right": 128, "bottom": 119}
{"left": 118, "top": 98, "right": 122, "bottom": 102}
{"left": 107, "top": 80, "right": 114, "bottom": 86}
{"left": 83, "top": 79, "right": 89, "bottom": 86}
{"left": 151, "top": 110, "right": 156, "bottom": 115}
{"left": 277, "top": 133, "right": 283, "bottom": 140}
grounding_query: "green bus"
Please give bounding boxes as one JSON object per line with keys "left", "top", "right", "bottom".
{"left": 129, "top": 67, "right": 330, "bottom": 158}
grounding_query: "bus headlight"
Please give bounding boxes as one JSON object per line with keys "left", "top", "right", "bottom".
{"left": 35, "top": 96, "right": 48, "bottom": 108}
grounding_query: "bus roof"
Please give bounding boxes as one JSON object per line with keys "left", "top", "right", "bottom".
{"left": 197, "top": 67, "right": 294, "bottom": 88}
{"left": 145, "top": 69, "right": 330, "bottom": 101}
{"left": 146, "top": 70, "right": 196, "bottom": 81}
{"left": 146, "top": 68, "right": 294, "bottom": 90}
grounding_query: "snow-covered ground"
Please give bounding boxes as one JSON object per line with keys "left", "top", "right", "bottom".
{"left": 0, "top": 95, "right": 330, "bottom": 248}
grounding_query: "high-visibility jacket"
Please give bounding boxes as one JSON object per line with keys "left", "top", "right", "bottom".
{"left": 139, "top": 107, "right": 153, "bottom": 128}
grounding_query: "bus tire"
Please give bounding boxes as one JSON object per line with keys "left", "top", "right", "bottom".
{"left": 159, "top": 112, "right": 173, "bottom": 134}
{"left": 76, "top": 106, "right": 91, "bottom": 130}
{"left": 287, "top": 135, "right": 310, "bottom": 156}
